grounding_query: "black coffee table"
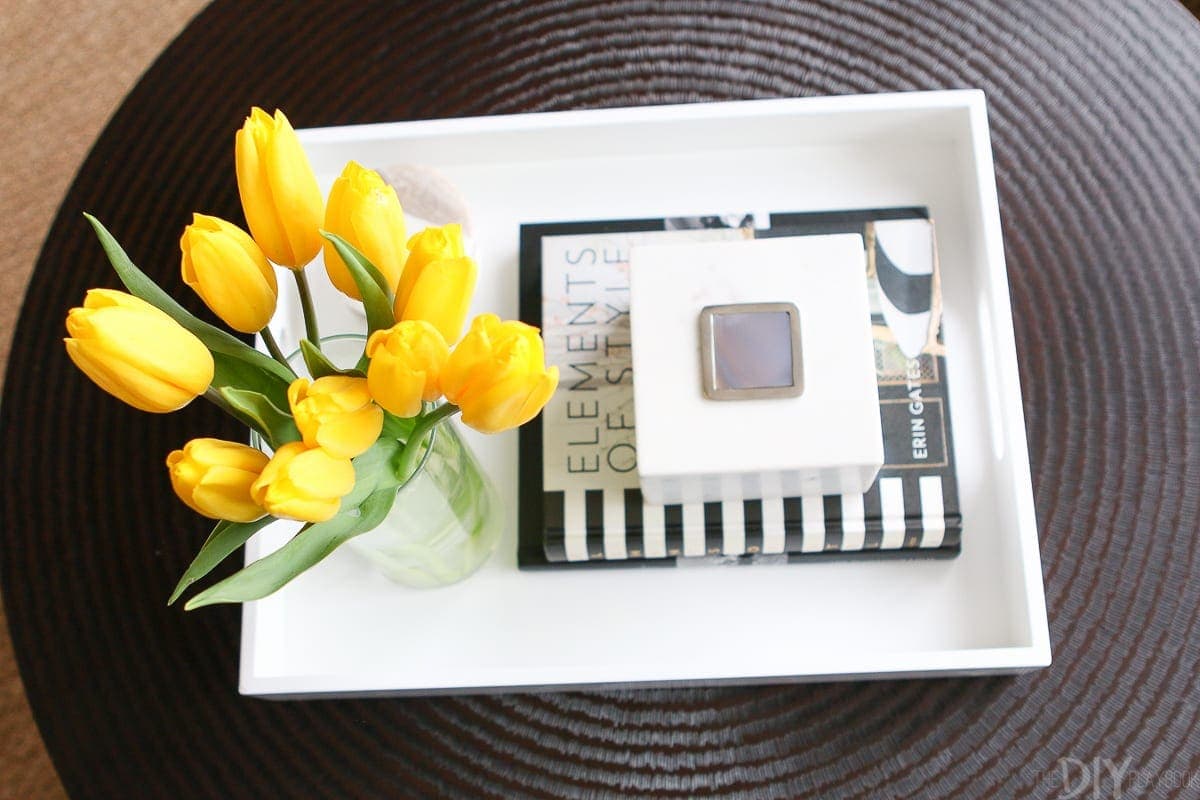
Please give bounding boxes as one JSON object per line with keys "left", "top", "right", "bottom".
{"left": 3, "top": 1, "right": 1199, "bottom": 797}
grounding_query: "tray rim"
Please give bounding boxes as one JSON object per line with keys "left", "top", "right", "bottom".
{"left": 240, "top": 90, "right": 1051, "bottom": 697}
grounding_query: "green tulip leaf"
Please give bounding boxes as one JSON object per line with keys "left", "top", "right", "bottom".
{"left": 210, "top": 352, "right": 292, "bottom": 412}
{"left": 219, "top": 388, "right": 301, "bottom": 449}
{"left": 205, "top": 390, "right": 273, "bottom": 445}
{"left": 85, "top": 214, "right": 293, "bottom": 406}
{"left": 183, "top": 488, "right": 398, "bottom": 610}
{"left": 380, "top": 410, "right": 418, "bottom": 442}
{"left": 168, "top": 516, "right": 276, "bottom": 605}
{"left": 343, "top": 437, "right": 404, "bottom": 507}
{"left": 299, "top": 338, "right": 363, "bottom": 380}
{"left": 320, "top": 232, "right": 395, "bottom": 336}
{"left": 322, "top": 231, "right": 393, "bottom": 299}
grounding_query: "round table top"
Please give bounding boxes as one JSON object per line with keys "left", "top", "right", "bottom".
{"left": 4, "top": 1, "right": 1200, "bottom": 797}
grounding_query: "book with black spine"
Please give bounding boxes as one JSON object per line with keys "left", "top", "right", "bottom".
{"left": 517, "top": 208, "right": 961, "bottom": 570}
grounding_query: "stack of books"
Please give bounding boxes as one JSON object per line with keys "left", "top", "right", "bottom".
{"left": 517, "top": 208, "right": 961, "bottom": 569}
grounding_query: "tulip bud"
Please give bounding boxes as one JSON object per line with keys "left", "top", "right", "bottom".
{"left": 235, "top": 107, "right": 324, "bottom": 268}
{"left": 365, "top": 321, "right": 449, "bottom": 417}
{"left": 441, "top": 313, "right": 559, "bottom": 434}
{"left": 394, "top": 224, "right": 476, "bottom": 343}
{"left": 180, "top": 213, "right": 278, "bottom": 333}
{"left": 288, "top": 376, "right": 384, "bottom": 459}
{"left": 166, "top": 438, "right": 269, "bottom": 522}
{"left": 250, "top": 442, "right": 355, "bottom": 523}
{"left": 395, "top": 224, "right": 464, "bottom": 308}
{"left": 397, "top": 256, "right": 477, "bottom": 346}
{"left": 65, "top": 289, "right": 215, "bottom": 413}
{"left": 323, "top": 161, "right": 406, "bottom": 300}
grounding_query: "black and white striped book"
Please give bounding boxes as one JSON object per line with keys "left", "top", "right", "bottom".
{"left": 517, "top": 209, "right": 961, "bottom": 569}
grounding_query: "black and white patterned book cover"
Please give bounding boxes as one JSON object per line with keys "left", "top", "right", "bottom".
{"left": 517, "top": 209, "right": 961, "bottom": 569}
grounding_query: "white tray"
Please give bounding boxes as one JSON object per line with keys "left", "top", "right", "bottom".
{"left": 240, "top": 91, "right": 1050, "bottom": 697}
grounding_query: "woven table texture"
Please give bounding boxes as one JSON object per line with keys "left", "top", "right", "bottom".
{"left": 2, "top": 1, "right": 1199, "bottom": 798}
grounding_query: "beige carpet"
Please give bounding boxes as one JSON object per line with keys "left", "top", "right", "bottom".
{"left": 0, "top": 3, "right": 208, "bottom": 796}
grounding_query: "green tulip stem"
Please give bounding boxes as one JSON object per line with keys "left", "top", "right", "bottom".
{"left": 395, "top": 403, "right": 461, "bottom": 483}
{"left": 293, "top": 268, "right": 321, "bottom": 346}
{"left": 258, "top": 327, "right": 294, "bottom": 374}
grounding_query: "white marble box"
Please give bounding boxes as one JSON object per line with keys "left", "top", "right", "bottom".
{"left": 629, "top": 234, "right": 884, "bottom": 504}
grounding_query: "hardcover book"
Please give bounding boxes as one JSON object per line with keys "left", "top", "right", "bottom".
{"left": 517, "top": 208, "right": 961, "bottom": 569}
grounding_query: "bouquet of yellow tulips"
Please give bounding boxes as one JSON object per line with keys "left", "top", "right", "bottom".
{"left": 65, "top": 108, "right": 558, "bottom": 609}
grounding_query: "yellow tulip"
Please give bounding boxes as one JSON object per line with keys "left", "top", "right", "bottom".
{"left": 250, "top": 442, "right": 355, "bottom": 523}
{"left": 323, "top": 161, "right": 406, "bottom": 300}
{"left": 395, "top": 224, "right": 464, "bottom": 308}
{"left": 441, "top": 313, "right": 559, "bottom": 434}
{"left": 235, "top": 107, "right": 324, "bottom": 268}
{"left": 397, "top": 256, "right": 477, "bottom": 345}
{"left": 394, "top": 224, "right": 476, "bottom": 343}
{"left": 180, "top": 213, "right": 278, "bottom": 333}
{"left": 288, "top": 376, "right": 383, "bottom": 459}
{"left": 364, "top": 321, "right": 449, "bottom": 417}
{"left": 64, "top": 289, "right": 214, "bottom": 413}
{"left": 166, "top": 438, "right": 269, "bottom": 522}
